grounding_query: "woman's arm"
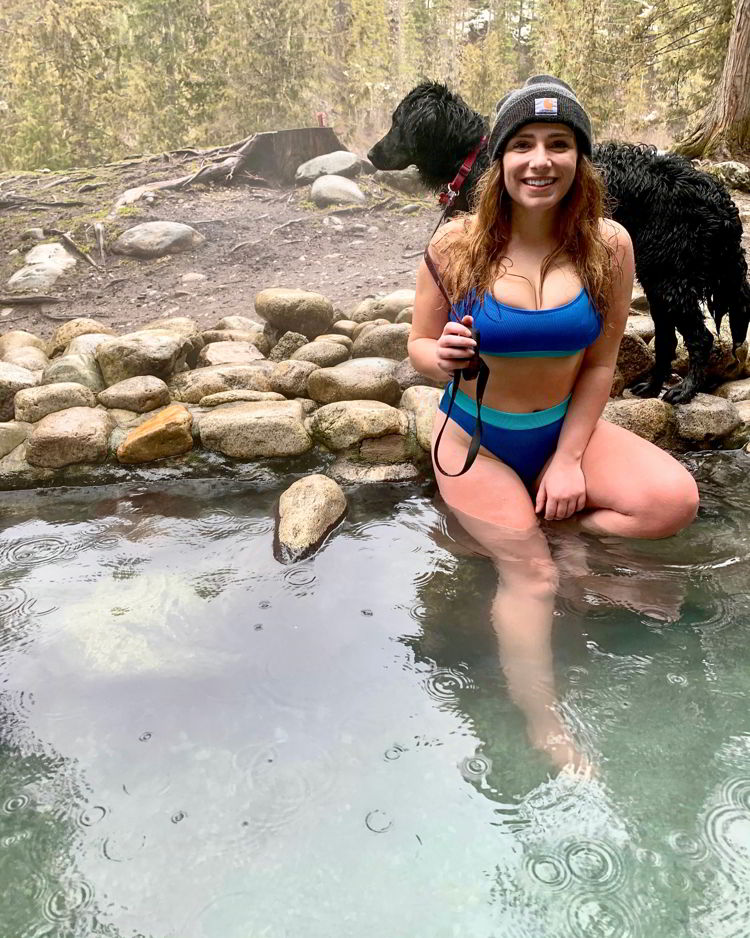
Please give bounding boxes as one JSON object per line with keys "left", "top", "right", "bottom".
{"left": 536, "top": 221, "right": 635, "bottom": 520}
{"left": 408, "top": 219, "right": 476, "bottom": 382}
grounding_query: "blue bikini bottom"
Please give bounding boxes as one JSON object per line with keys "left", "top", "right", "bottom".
{"left": 437, "top": 384, "right": 571, "bottom": 488}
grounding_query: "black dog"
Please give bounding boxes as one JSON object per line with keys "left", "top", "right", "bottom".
{"left": 368, "top": 81, "right": 750, "bottom": 403}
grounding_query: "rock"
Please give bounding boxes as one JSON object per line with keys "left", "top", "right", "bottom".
{"left": 116, "top": 403, "right": 193, "bottom": 464}
{"left": 168, "top": 363, "right": 274, "bottom": 403}
{"left": 7, "top": 243, "right": 76, "bottom": 292}
{"left": 106, "top": 408, "right": 156, "bottom": 430}
{"left": 395, "top": 307, "right": 413, "bottom": 324}
{"left": 213, "top": 312, "right": 267, "bottom": 330}
{"left": 713, "top": 377, "right": 750, "bottom": 403}
{"left": 359, "top": 434, "right": 411, "bottom": 463}
{"left": 292, "top": 341, "right": 350, "bottom": 367}
{"left": 401, "top": 204, "right": 421, "bottom": 215}
{"left": 721, "top": 400, "right": 750, "bottom": 449}
{"left": 276, "top": 474, "right": 347, "bottom": 562}
{"left": 372, "top": 166, "right": 426, "bottom": 196}
{"left": 0, "top": 443, "right": 55, "bottom": 485}
{"left": 256, "top": 289, "right": 334, "bottom": 339}
{"left": 2, "top": 346, "right": 48, "bottom": 371}
{"left": 327, "top": 457, "right": 420, "bottom": 483}
{"left": 197, "top": 341, "right": 265, "bottom": 367}
{"left": 307, "top": 400, "right": 407, "bottom": 450}
{"left": 314, "top": 334, "right": 353, "bottom": 349}
{"left": 630, "top": 284, "right": 649, "bottom": 312}
{"left": 352, "top": 323, "right": 411, "bottom": 361}
{"left": 295, "top": 151, "right": 362, "bottom": 184}
{"left": 330, "top": 320, "right": 358, "bottom": 339}
{"left": 610, "top": 368, "right": 625, "bottom": 398}
{"left": 350, "top": 297, "right": 383, "bottom": 324}
{"left": 625, "top": 316, "right": 655, "bottom": 343}
{"left": 198, "top": 390, "right": 285, "bottom": 406}
{"left": 269, "top": 359, "right": 320, "bottom": 398}
{"left": 668, "top": 333, "right": 746, "bottom": 382}
{"left": 201, "top": 328, "right": 271, "bottom": 356}
{"left": 0, "top": 362, "right": 38, "bottom": 421}
{"left": 375, "top": 289, "right": 416, "bottom": 322}
{"left": 352, "top": 318, "right": 390, "bottom": 340}
{"left": 48, "top": 318, "right": 115, "bottom": 357}
{"left": 616, "top": 332, "right": 655, "bottom": 386}
{"left": 395, "top": 359, "right": 444, "bottom": 392}
{"left": 0, "top": 421, "right": 31, "bottom": 459}
{"left": 66, "top": 333, "right": 116, "bottom": 357}
{"left": 25, "top": 407, "right": 111, "bottom": 468}
{"left": 701, "top": 160, "right": 750, "bottom": 192}
{"left": 42, "top": 353, "right": 104, "bottom": 393}
{"left": 112, "top": 221, "right": 205, "bottom": 259}
{"left": 199, "top": 400, "right": 312, "bottom": 458}
{"left": 602, "top": 398, "right": 676, "bottom": 445}
{"left": 0, "top": 330, "right": 46, "bottom": 358}
{"left": 269, "top": 331, "right": 309, "bottom": 362}
{"left": 674, "top": 392, "right": 741, "bottom": 442}
{"left": 141, "top": 317, "right": 204, "bottom": 364}
{"left": 307, "top": 358, "right": 401, "bottom": 405}
{"left": 97, "top": 375, "right": 171, "bottom": 412}
{"left": 400, "top": 385, "right": 443, "bottom": 451}
{"left": 182, "top": 271, "right": 207, "bottom": 283}
{"left": 14, "top": 382, "right": 96, "bottom": 422}
{"left": 310, "top": 175, "right": 367, "bottom": 207}
{"left": 96, "top": 331, "right": 190, "bottom": 385}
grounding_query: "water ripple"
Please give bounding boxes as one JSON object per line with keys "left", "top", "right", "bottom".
{"left": 459, "top": 753, "right": 492, "bottom": 783}
{"left": 1, "top": 535, "right": 76, "bottom": 568}
{"left": 525, "top": 853, "right": 571, "bottom": 890}
{"left": 42, "top": 879, "right": 94, "bottom": 923}
{"left": 563, "top": 838, "right": 625, "bottom": 893}
{"left": 0, "top": 586, "right": 27, "bottom": 619}
{"left": 565, "top": 892, "right": 639, "bottom": 938}
{"left": 197, "top": 509, "right": 272, "bottom": 540}
{"left": 422, "top": 666, "right": 475, "bottom": 704}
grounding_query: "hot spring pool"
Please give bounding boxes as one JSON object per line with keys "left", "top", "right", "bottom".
{"left": 1, "top": 453, "right": 749, "bottom": 937}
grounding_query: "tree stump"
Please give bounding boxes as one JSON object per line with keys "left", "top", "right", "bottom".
{"left": 245, "top": 128, "right": 346, "bottom": 184}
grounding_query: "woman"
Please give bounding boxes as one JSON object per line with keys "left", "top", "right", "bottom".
{"left": 409, "top": 76, "right": 698, "bottom": 770}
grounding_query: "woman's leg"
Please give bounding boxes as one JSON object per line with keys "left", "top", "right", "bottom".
{"left": 572, "top": 419, "right": 699, "bottom": 539}
{"left": 433, "top": 418, "right": 589, "bottom": 772}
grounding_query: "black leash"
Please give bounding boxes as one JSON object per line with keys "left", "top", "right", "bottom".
{"left": 423, "top": 178, "right": 490, "bottom": 477}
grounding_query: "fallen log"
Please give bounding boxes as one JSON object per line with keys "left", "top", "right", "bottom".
{"left": 0, "top": 294, "right": 62, "bottom": 304}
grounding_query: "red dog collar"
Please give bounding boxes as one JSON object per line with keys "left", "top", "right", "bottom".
{"left": 438, "top": 136, "right": 487, "bottom": 205}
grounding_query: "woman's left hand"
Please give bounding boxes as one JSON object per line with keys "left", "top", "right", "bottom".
{"left": 535, "top": 457, "right": 587, "bottom": 521}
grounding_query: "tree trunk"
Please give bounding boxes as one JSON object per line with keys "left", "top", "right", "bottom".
{"left": 673, "top": 0, "right": 750, "bottom": 159}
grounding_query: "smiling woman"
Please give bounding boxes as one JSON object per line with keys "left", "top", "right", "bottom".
{"left": 407, "top": 74, "right": 699, "bottom": 769}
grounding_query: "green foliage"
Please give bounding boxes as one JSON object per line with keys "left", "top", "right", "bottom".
{"left": 0, "top": 0, "right": 738, "bottom": 169}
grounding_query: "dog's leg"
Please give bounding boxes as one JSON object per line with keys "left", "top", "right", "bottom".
{"left": 630, "top": 300, "right": 678, "bottom": 398}
{"left": 662, "top": 299, "right": 714, "bottom": 405}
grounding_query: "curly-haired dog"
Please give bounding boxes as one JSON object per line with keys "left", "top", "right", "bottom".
{"left": 368, "top": 82, "right": 750, "bottom": 403}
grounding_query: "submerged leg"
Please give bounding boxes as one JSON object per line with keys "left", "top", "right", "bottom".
{"left": 433, "top": 419, "right": 591, "bottom": 773}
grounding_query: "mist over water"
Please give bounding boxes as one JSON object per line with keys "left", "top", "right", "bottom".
{"left": 1, "top": 453, "right": 749, "bottom": 938}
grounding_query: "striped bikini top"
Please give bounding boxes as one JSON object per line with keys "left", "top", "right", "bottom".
{"left": 455, "top": 287, "right": 602, "bottom": 358}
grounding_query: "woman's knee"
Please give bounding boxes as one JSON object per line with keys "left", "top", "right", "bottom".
{"left": 500, "top": 552, "right": 560, "bottom": 600}
{"left": 636, "top": 472, "right": 699, "bottom": 538}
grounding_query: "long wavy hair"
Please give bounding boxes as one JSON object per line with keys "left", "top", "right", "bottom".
{"left": 438, "top": 154, "right": 617, "bottom": 323}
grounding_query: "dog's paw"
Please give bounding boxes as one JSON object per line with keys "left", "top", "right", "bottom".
{"left": 629, "top": 376, "right": 663, "bottom": 398}
{"left": 662, "top": 380, "right": 698, "bottom": 404}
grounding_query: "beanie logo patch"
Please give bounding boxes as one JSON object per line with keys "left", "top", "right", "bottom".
{"left": 535, "top": 98, "right": 558, "bottom": 116}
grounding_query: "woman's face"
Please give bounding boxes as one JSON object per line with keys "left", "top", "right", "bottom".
{"left": 502, "top": 122, "right": 578, "bottom": 210}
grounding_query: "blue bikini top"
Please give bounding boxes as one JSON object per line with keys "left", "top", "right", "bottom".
{"left": 455, "top": 286, "right": 602, "bottom": 358}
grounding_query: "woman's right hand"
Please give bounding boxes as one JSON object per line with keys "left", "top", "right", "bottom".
{"left": 436, "top": 314, "right": 476, "bottom": 376}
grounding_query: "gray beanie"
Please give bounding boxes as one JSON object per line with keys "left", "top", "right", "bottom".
{"left": 489, "top": 75, "right": 592, "bottom": 161}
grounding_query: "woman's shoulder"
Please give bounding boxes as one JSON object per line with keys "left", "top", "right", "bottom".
{"left": 598, "top": 217, "right": 633, "bottom": 258}
{"left": 429, "top": 213, "right": 474, "bottom": 251}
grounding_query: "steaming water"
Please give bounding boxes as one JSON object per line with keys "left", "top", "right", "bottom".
{"left": 1, "top": 453, "right": 749, "bottom": 938}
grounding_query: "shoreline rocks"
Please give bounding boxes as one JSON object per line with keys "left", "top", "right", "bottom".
{"left": 1, "top": 284, "right": 749, "bottom": 492}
